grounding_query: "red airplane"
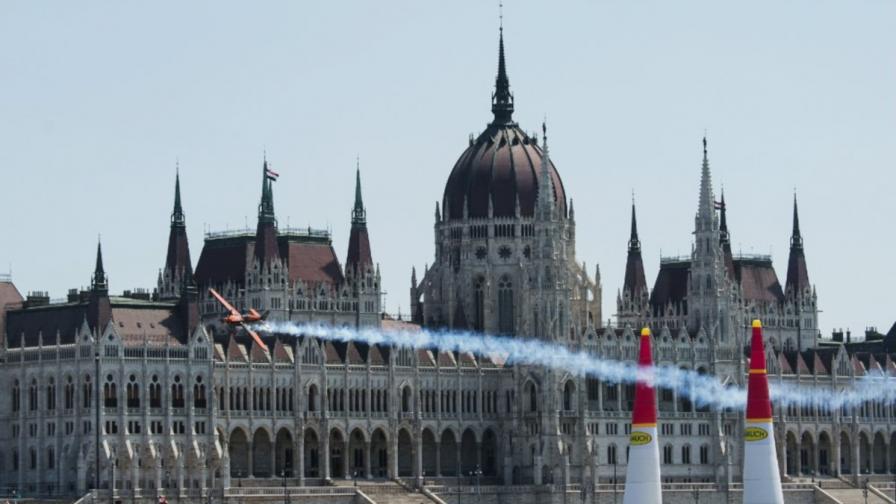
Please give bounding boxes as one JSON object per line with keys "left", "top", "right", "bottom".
{"left": 208, "top": 288, "right": 269, "bottom": 351}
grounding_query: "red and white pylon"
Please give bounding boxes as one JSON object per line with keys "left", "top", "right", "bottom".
{"left": 622, "top": 327, "right": 662, "bottom": 504}
{"left": 743, "top": 319, "right": 785, "bottom": 504}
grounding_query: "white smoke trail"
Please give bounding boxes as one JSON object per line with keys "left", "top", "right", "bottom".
{"left": 254, "top": 321, "right": 895, "bottom": 412}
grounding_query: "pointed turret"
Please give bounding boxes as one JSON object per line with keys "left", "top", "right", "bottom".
{"left": 623, "top": 201, "right": 648, "bottom": 298}
{"left": 718, "top": 190, "right": 735, "bottom": 279}
{"left": 697, "top": 136, "right": 717, "bottom": 229}
{"left": 92, "top": 240, "right": 107, "bottom": 293}
{"left": 535, "top": 122, "right": 556, "bottom": 220}
{"left": 785, "top": 195, "right": 810, "bottom": 297}
{"left": 346, "top": 162, "right": 373, "bottom": 271}
{"left": 88, "top": 240, "right": 111, "bottom": 333}
{"left": 490, "top": 27, "right": 514, "bottom": 125}
{"left": 160, "top": 169, "right": 193, "bottom": 299}
{"left": 254, "top": 158, "right": 280, "bottom": 264}
{"left": 623, "top": 327, "right": 662, "bottom": 504}
{"left": 743, "top": 320, "right": 785, "bottom": 504}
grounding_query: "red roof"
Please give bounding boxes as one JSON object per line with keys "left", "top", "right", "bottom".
{"left": 195, "top": 233, "right": 344, "bottom": 288}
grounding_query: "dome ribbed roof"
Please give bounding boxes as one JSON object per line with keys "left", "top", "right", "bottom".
{"left": 441, "top": 28, "right": 566, "bottom": 221}
{"left": 442, "top": 125, "right": 566, "bottom": 220}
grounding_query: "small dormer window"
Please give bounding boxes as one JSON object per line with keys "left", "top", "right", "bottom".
{"left": 136, "top": 322, "right": 142, "bottom": 329}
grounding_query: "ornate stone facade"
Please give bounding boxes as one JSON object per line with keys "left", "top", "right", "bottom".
{"left": 0, "top": 26, "right": 894, "bottom": 504}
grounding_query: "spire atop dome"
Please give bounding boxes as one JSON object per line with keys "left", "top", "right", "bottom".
{"left": 491, "top": 24, "right": 514, "bottom": 125}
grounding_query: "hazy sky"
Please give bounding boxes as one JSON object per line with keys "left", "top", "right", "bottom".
{"left": 1, "top": 1, "right": 894, "bottom": 337}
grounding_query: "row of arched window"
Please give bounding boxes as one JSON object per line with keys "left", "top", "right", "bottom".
{"left": 11, "top": 374, "right": 206, "bottom": 413}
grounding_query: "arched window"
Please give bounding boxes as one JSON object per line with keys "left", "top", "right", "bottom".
{"left": 126, "top": 375, "right": 140, "bottom": 408}
{"left": 473, "top": 277, "right": 485, "bottom": 332}
{"left": 308, "top": 384, "right": 318, "bottom": 412}
{"left": 171, "top": 375, "right": 184, "bottom": 409}
{"left": 497, "top": 275, "right": 514, "bottom": 335}
{"left": 83, "top": 375, "right": 92, "bottom": 408}
{"left": 64, "top": 376, "right": 75, "bottom": 410}
{"left": 29, "top": 379, "right": 38, "bottom": 411}
{"left": 46, "top": 377, "right": 56, "bottom": 410}
{"left": 526, "top": 381, "right": 537, "bottom": 412}
{"left": 401, "top": 386, "right": 412, "bottom": 413}
{"left": 193, "top": 376, "right": 206, "bottom": 409}
{"left": 149, "top": 375, "right": 161, "bottom": 409}
{"left": 103, "top": 375, "right": 117, "bottom": 408}
{"left": 12, "top": 379, "right": 20, "bottom": 412}
{"left": 562, "top": 381, "right": 575, "bottom": 411}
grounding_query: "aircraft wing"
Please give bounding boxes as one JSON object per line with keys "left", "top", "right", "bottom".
{"left": 243, "top": 325, "right": 269, "bottom": 352}
{"left": 208, "top": 288, "right": 241, "bottom": 317}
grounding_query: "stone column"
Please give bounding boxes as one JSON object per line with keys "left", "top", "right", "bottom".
{"left": 365, "top": 441, "right": 372, "bottom": 479}
{"left": 247, "top": 440, "right": 254, "bottom": 477}
{"left": 389, "top": 436, "right": 398, "bottom": 479}
{"left": 853, "top": 435, "right": 861, "bottom": 484}
{"left": 155, "top": 461, "right": 163, "bottom": 493}
{"left": 322, "top": 434, "right": 331, "bottom": 481}
{"left": 534, "top": 455, "right": 543, "bottom": 485}
{"left": 476, "top": 442, "right": 483, "bottom": 470}
{"left": 296, "top": 436, "right": 305, "bottom": 486}
{"left": 131, "top": 463, "right": 139, "bottom": 499}
{"left": 435, "top": 442, "right": 441, "bottom": 477}
{"left": 343, "top": 438, "right": 350, "bottom": 479}
{"left": 832, "top": 437, "right": 841, "bottom": 477}
{"left": 222, "top": 454, "right": 231, "bottom": 489}
{"left": 415, "top": 436, "right": 423, "bottom": 487}
{"left": 176, "top": 460, "right": 185, "bottom": 499}
{"left": 795, "top": 440, "right": 802, "bottom": 476}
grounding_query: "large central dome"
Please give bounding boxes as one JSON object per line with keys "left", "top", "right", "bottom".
{"left": 441, "top": 30, "right": 567, "bottom": 221}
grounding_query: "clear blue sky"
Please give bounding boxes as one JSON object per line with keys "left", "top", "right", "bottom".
{"left": 2, "top": 1, "right": 894, "bottom": 337}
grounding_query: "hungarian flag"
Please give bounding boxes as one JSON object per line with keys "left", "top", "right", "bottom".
{"left": 265, "top": 165, "right": 279, "bottom": 181}
{"left": 714, "top": 200, "right": 725, "bottom": 210}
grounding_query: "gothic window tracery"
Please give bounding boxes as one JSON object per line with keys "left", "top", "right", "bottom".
{"left": 498, "top": 276, "right": 514, "bottom": 335}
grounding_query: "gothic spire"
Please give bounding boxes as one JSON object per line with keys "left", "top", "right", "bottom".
{"left": 623, "top": 200, "right": 648, "bottom": 298}
{"left": 172, "top": 164, "right": 185, "bottom": 227}
{"left": 258, "top": 158, "right": 276, "bottom": 223}
{"left": 346, "top": 161, "right": 373, "bottom": 270}
{"left": 718, "top": 189, "right": 735, "bottom": 279}
{"left": 162, "top": 169, "right": 193, "bottom": 299}
{"left": 786, "top": 193, "right": 810, "bottom": 296}
{"left": 698, "top": 136, "right": 715, "bottom": 223}
{"left": 719, "top": 189, "right": 729, "bottom": 245}
{"left": 790, "top": 193, "right": 803, "bottom": 250}
{"left": 491, "top": 26, "right": 514, "bottom": 125}
{"left": 254, "top": 157, "right": 280, "bottom": 264}
{"left": 628, "top": 199, "right": 641, "bottom": 253}
{"left": 92, "top": 239, "right": 108, "bottom": 292}
{"left": 352, "top": 159, "right": 366, "bottom": 225}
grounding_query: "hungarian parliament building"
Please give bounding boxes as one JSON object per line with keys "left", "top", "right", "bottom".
{"left": 1, "top": 28, "right": 894, "bottom": 501}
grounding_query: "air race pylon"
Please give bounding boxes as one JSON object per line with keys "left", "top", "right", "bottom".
{"left": 622, "top": 327, "right": 662, "bottom": 504}
{"left": 743, "top": 319, "right": 785, "bottom": 504}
